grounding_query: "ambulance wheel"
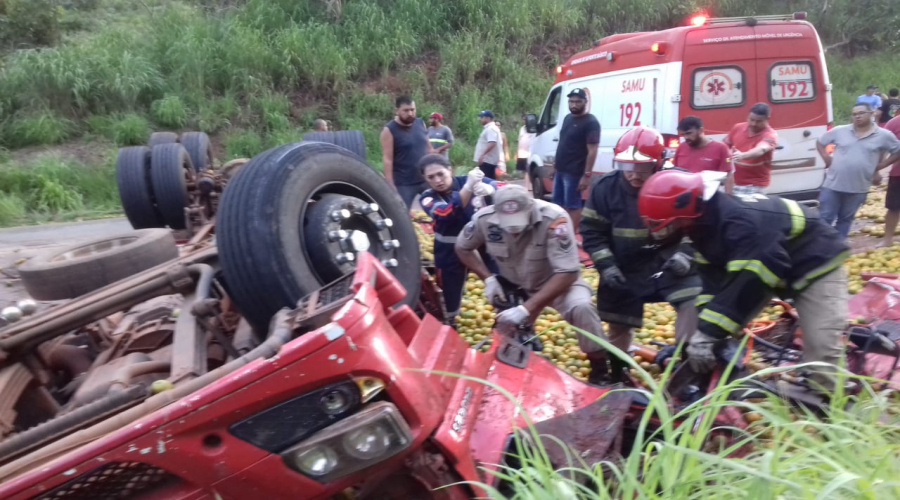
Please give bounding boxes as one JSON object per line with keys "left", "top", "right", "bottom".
{"left": 531, "top": 166, "right": 546, "bottom": 199}
{"left": 217, "top": 141, "right": 421, "bottom": 331}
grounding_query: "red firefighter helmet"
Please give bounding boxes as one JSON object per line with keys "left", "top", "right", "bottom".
{"left": 613, "top": 126, "right": 666, "bottom": 172}
{"left": 637, "top": 170, "right": 706, "bottom": 232}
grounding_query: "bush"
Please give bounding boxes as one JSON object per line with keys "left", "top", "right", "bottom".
{"left": 3, "top": 0, "right": 61, "bottom": 47}
{"left": 150, "top": 95, "right": 188, "bottom": 129}
{"left": 222, "top": 129, "right": 264, "bottom": 159}
{"left": 109, "top": 113, "right": 150, "bottom": 146}
{"left": 1, "top": 112, "right": 72, "bottom": 148}
{"left": 0, "top": 192, "right": 26, "bottom": 226}
{"left": 251, "top": 92, "right": 291, "bottom": 132}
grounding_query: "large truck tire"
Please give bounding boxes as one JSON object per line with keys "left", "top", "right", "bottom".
{"left": 301, "top": 130, "right": 367, "bottom": 161}
{"left": 147, "top": 132, "right": 179, "bottom": 147}
{"left": 180, "top": 132, "right": 213, "bottom": 172}
{"left": 217, "top": 142, "right": 420, "bottom": 331}
{"left": 19, "top": 229, "right": 178, "bottom": 300}
{"left": 115, "top": 146, "right": 164, "bottom": 229}
{"left": 150, "top": 143, "right": 193, "bottom": 230}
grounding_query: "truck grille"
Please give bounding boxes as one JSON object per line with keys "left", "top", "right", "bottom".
{"left": 33, "top": 461, "right": 174, "bottom": 500}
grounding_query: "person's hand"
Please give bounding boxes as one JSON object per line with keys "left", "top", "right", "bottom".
{"left": 823, "top": 155, "right": 833, "bottom": 169}
{"left": 494, "top": 305, "right": 530, "bottom": 336}
{"left": 873, "top": 171, "right": 884, "bottom": 186}
{"left": 686, "top": 330, "right": 719, "bottom": 372}
{"left": 578, "top": 175, "right": 590, "bottom": 191}
{"left": 661, "top": 252, "right": 693, "bottom": 277}
{"left": 483, "top": 275, "right": 505, "bottom": 305}
{"left": 473, "top": 182, "right": 494, "bottom": 197}
{"left": 465, "top": 168, "right": 485, "bottom": 190}
{"left": 732, "top": 150, "right": 746, "bottom": 162}
{"left": 600, "top": 265, "right": 628, "bottom": 290}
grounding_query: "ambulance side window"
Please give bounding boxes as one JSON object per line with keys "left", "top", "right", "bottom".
{"left": 769, "top": 61, "right": 815, "bottom": 103}
{"left": 539, "top": 86, "right": 562, "bottom": 132}
{"left": 690, "top": 66, "right": 745, "bottom": 109}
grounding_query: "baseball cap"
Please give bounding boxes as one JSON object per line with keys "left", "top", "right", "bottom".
{"left": 567, "top": 88, "right": 588, "bottom": 100}
{"left": 867, "top": 85, "right": 879, "bottom": 90}
{"left": 478, "top": 110, "right": 494, "bottom": 118}
{"left": 429, "top": 112, "right": 444, "bottom": 120}
{"left": 493, "top": 185, "right": 534, "bottom": 230}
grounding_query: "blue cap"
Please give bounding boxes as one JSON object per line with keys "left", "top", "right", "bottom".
{"left": 478, "top": 110, "right": 494, "bottom": 118}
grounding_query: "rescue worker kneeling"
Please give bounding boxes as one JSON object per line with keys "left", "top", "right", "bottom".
{"left": 638, "top": 169, "right": 850, "bottom": 395}
{"left": 580, "top": 126, "right": 701, "bottom": 382}
{"left": 455, "top": 184, "right": 613, "bottom": 384}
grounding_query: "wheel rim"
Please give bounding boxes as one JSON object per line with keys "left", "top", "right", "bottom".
{"left": 302, "top": 185, "right": 403, "bottom": 285}
{"left": 50, "top": 236, "right": 139, "bottom": 263}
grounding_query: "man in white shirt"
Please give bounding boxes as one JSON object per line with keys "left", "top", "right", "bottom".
{"left": 473, "top": 110, "right": 501, "bottom": 179}
{"left": 517, "top": 116, "right": 536, "bottom": 193}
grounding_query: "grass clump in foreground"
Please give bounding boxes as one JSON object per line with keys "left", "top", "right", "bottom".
{"left": 455, "top": 335, "right": 900, "bottom": 499}
{"left": 0, "top": 152, "right": 121, "bottom": 227}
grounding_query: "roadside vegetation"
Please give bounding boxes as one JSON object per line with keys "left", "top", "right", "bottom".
{"left": 0, "top": 0, "right": 897, "bottom": 226}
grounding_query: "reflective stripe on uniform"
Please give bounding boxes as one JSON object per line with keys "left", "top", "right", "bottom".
{"left": 695, "top": 294, "right": 714, "bottom": 307}
{"left": 726, "top": 259, "right": 782, "bottom": 288}
{"left": 665, "top": 287, "right": 703, "bottom": 304}
{"left": 612, "top": 227, "right": 649, "bottom": 238}
{"left": 699, "top": 309, "right": 741, "bottom": 335}
{"left": 792, "top": 250, "right": 850, "bottom": 290}
{"left": 582, "top": 208, "right": 607, "bottom": 222}
{"left": 591, "top": 248, "right": 613, "bottom": 261}
{"left": 781, "top": 198, "right": 806, "bottom": 240}
{"left": 434, "top": 233, "right": 458, "bottom": 244}
{"left": 694, "top": 252, "right": 710, "bottom": 264}
{"left": 430, "top": 138, "right": 449, "bottom": 144}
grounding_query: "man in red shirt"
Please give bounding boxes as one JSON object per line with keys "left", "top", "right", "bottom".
{"left": 722, "top": 103, "right": 779, "bottom": 195}
{"left": 881, "top": 114, "right": 900, "bottom": 246}
{"left": 672, "top": 116, "right": 734, "bottom": 193}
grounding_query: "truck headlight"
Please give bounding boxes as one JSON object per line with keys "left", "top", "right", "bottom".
{"left": 282, "top": 402, "right": 412, "bottom": 483}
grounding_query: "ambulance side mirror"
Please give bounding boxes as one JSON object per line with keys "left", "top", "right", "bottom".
{"left": 525, "top": 113, "right": 539, "bottom": 134}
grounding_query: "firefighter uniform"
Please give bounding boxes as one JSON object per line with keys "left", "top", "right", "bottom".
{"left": 687, "top": 191, "right": 850, "bottom": 388}
{"left": 456, "top": 198, "right": 605, "bottom": 354}
{"left": 581, "top": 170, "right": 702, "bottom": 350}
{"left": 420, "top": 176, "right": 496, "bottom": 320}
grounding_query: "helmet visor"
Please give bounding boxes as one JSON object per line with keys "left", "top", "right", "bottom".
{"left": 615, "top": 161, "right": 656, "bottom": 174}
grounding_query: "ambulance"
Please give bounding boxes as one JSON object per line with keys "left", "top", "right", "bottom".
{"left": 526, "top": 12, "right": 832, "bottom": 200}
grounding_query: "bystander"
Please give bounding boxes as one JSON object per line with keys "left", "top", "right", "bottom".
{"left": 427, "top": 112, "right": 454, "bottom": 159}
{"left": 672, "top": 116, "right": 734, "bottom": 193}
{"left": 380, "top": 96, "right": 432, "bottom": 209}
{"left": 880, "top": 89, "right": 900, "bottom": 127}
{"left": 858, "top": 85, "right": 883, "bottom": 122}
{"left": 552, "top": 88, "right": 600, "bottom": 231}
{"left": 517, "top": 116, "right": 536, "bottom": 192}
{"left": 474, "top": 110, "right": 501, "bottom": 180}
{"left": 723, "top": 103, "right": 778, "bottom": 195}
{"left": 313, "top": 119, "right": 328, "bottom": 132}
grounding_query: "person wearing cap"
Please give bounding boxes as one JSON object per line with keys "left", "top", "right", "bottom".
{"left": 474, "top": 110, "right": 501, "bottom": 179}
{"left": 581, "top": 127, "right": 701, "bottom": 382}
{"left": 455, "top": 184, "right": 613, "bottom": 384}
{"left": 418, "top": 154, "right": 498, "bottom": 325}
{"left": 638, "top": 169, "right": 850, "bottom": 397}
{"left": 858, "top": 85, "right": 883, "bottom": 122}
{"left": 552, "top": 88, "right": 600, "bottom": 231}
{"left": 427, "top": 112, "right": 455, "bottom": 159}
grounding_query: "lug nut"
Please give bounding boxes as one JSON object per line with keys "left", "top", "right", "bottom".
{"left": 366, "top": 203, "right": 379, "bottom": 213}
{"left": 375, "top": 218, "right": 393, "bottom": 229}
{"left": 381, "top": 239, "right": 400, "bottom": 250}
{"left": 330, "top": 209, "right": 351, "bottom": 222}
{"left": 328, "top": 230, "right": 348, "bottom": 242}
{"left": 1, "top": 306, "right": 23, "bottom": 323}
{"left": 336, "top": 252, "right": 356, "bottom": 264}
{"left": 382, "top": 259, "right": 398, "bottom": 268}
{"left": 16, "top": 299, "right": 38, "bottom": 315}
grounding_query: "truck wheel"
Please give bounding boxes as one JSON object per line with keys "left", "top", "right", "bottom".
{"left": 217, "top": 142, "right": 420, "bottom": 331}
{"left": 116, "top": 146, "right": 164, "bottom": 229}
{"left": 180, "top": 132, "right": 213, "bottom": 172}
{"left": 147, "top": 132, "right": 179, "bottom": 147}
{"left": 19, "top": 229, "right": 178, "bottom": 300}
{"left": 150, "top": 143, "right": 194, "bottom": 230}
{"left": 302, "top": 130, "right": 367, "bottom": 161}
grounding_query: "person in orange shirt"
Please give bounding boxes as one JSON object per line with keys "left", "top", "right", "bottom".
{"left": 722, "top": 103, "right": 779, "bottom": 195}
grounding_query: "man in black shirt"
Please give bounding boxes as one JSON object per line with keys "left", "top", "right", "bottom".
{"left": 880, "top": 88, "right": 900, "bottom": 126}
{"left": 552, "top": 88, "right": 600, "bottom": 231}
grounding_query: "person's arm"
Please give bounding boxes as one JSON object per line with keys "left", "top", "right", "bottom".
{"left": 380, "top": 127, "right": 395, "bottom": 184}
{"left": 816, "top": 141, "right": 833, "bottom": 169}
{"left": 724, "top": 172, "right": 735, "bottom": 194}
{"left": 717, "top": 143, "right": 735, "bottom": 194}
{"left": 579, "top": 143, "right": 599, "bottom": 190}
{"left": 580, "top": 182, "right": 616, "bottom": 270}
{"left": 734, "top": 139, "right": 775, "bottom": 161}
{"left": 477, "top": 137, "right": 497, "bottom": 164}
{"left": 502, "top": 133, "right": 511, "bottom": 163}
{"left": 441, "top": 128, "right": 454, "bottom": 153}
{"left": 455, "top": 222, "right": 491, "bottom": 280}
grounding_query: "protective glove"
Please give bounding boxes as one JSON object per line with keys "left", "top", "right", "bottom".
{"left": 685, "top": 330, "right": 719, "bottom": 373}
{"left": 483, "top": 275, "right": 505, "bottom": 305}
{"left": 661, "top": 252, "right": 693, "bottom": 277}
{"left": 494, "top": 305, "right": 530, "bottom": 336}
{"left": 465, "top": 168, "right": 485, "bottom": 190}
{"left": 473, "top": 182, "right": 495, "bottom": 197}
{"left": 600, "top": 265, "right": 628, "bottom": 290}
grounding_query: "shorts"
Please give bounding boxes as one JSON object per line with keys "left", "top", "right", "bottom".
{"left": 515, "top": 158, "right": 527, "bottom": 172}
{"left": 733, "top": 184, "right": 765, "bottom": 196}
{"left": 887, "top": 176, "right": 900, "bottom": 211}
{"left": 596, "top": 271, "right": 702, "bottom": 328}
{"left": 551, "top": 171, "right": 584, "bottom": 210}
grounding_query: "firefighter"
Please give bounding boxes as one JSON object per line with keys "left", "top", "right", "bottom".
{"left": 637, "top": 169, "right": 850, "bottom": 395}
{"left": 418, "top": 154, "right": 496, "bottom": 325}
{"left": 455, "top": 184, "right": 613, "bottom": 384}
{"left": 580, "top": 127, "right": 701, "bottom": 381}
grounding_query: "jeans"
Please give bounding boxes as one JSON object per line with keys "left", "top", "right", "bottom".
{"left": 395, "top": 182, "right": 428, "bottom": 210}
{"left": 818, "top": 187, "right": 868, "bottom": 239}
{"left": 551, "top": 171, "right": 584, "bottom": 210}
{"left": 733, "top": 184, "right": 765, "bottom": 195}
